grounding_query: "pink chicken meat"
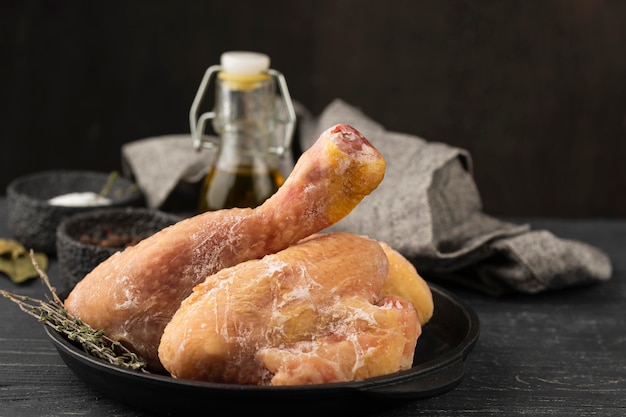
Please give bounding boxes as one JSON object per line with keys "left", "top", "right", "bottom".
{"left": 64, "top": 124, "right": 387, "bottom": 370}
{"left": 158, "top": 232, "right": 421, "bottom": 386}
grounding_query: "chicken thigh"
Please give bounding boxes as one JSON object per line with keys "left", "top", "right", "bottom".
{"left": 158, "top": 232, "right": 421, "bottom": 385}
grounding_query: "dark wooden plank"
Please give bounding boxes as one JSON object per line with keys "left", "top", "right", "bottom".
{"left": 1, "top": 199, "right": 625, "bottom": 416}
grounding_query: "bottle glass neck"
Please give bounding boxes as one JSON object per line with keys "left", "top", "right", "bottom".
{"left": 212, "top": 76, "right": 276, "bottom": 141}
{"left": 212, "top": 76, "right": 279, "bottom": 172}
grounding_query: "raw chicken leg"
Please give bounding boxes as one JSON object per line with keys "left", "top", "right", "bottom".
{"left": 158, "top": 232, "right": 421, "bottom": 385}
{"left": 64, "top": 124, "right": 386, "bottom": 370}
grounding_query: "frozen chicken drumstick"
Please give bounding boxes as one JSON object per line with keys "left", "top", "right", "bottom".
{"left": 64, "top": 124, "right": 386, "bottom": 370}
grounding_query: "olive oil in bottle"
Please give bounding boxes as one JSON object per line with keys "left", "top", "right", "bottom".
{"left": 198, "top": 165, "right": 284, "bottom": 212}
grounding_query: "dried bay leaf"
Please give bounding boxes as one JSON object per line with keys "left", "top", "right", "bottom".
{"left": 0, "top": 238, "right": 48, "bottom": 284}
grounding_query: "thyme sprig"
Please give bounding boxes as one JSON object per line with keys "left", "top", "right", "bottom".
{"left": 1, "top": 251, "right": 147, "bottom": 371}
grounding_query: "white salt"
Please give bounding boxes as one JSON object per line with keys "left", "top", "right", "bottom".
{"left": 48, "top": 191, "right": 112, "bottom": 207}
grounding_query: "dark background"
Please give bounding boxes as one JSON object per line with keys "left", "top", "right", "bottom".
{"left": 1, "top": 0, "right": 625, "bottom": 218}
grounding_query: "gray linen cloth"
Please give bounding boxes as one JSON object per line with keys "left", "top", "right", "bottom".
{"left": 121, "top": 134, "right": 215, "bottom": 209}
{"left": 299, "top": 99, "right": 612, "bottom": 295}
{"left": 121, "top": 99, "right": 612, "bottom": 295}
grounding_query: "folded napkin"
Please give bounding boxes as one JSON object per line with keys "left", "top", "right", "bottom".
{"left": 121, "top": 99, "right": 612, "bottom": 295}
{"left": 121, "top": 135, "right": 215, "bottom": 209}
{"left": 299, "top": 99, "right": 612, "bottom": 295}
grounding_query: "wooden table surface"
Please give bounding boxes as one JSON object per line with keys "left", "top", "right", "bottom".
{"left": 1, "top": 197, "right": 624, "bottom": 417}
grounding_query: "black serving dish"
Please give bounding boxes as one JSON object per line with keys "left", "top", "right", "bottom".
{"left": 6, "top": 170, "right": 144, "bottom": 254}
{"left": 45, "top": 284, "right": 479, "bottom": 415}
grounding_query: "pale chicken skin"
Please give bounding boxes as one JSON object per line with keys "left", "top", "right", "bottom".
{"left": 379, "top": 242, "right": 434, "bottom": 325}
{"left": 64, "top": 124, "right": 386, "bottom": 370}
{"left": 158, "top": 232, "right": 421, "bottom": 386}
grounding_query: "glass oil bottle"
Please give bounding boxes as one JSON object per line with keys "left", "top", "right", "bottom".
{"left": 189, "top": 51, "right": 296, "bottom": 212}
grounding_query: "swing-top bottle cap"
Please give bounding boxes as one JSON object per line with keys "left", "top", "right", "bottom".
{"left": 221, "top": 51, "right": 270, "bottom": 75}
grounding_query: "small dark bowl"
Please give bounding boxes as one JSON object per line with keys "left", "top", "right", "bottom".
{"left": 56, "top": 207, "right": 181, "bottom": 287}
{"left": 6, "top": 170, "right": 145, "bottom": 254}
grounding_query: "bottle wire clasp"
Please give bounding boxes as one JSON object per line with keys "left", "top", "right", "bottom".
{"left": 189, "top": 65, "right": 297, "bottom": 158}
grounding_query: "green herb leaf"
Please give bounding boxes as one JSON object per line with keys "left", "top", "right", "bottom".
{"left": 0, "top": 239, "right": 48, "bottom": 284}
